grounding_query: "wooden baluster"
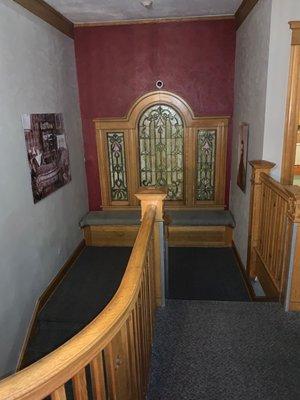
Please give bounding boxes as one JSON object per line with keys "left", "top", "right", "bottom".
{"left": 90, "top": 353, "right": 107, "bottom": 400}
{"left": 276, "top": 200, "right": 287, "bottom": 283}
{"left": 132, "top": 302, "right": 143, "bottom": 399}
{"left": 104, "top": 326, "right": 132, "bottom": 400}
{"left": 51, "top": 386, "right": 67, "bottom": 400}
{"left": 126, "top": 313, "right": 140, "bottom": 399}
{"left": 269, "top": 195, "right": 280, "bottom": 275}
{"left": 72, "top": 368, "right": 89, "bottom": 400}
{"left": 247, "top": 161, "right": 275, "bottom": 278}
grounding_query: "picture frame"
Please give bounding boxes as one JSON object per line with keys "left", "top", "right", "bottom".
{"left": 237, "top": 123, "right": 249, "bottom": 193}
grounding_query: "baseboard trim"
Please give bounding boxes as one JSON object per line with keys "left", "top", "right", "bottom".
{"left": 16, "top": 239, "right": 86, "bottom": 371}
{"left": 232, "top": 241, "right": 255, "bottom": 301}
{"left": 232, "top": 241, "right": 278, "bottom": 302}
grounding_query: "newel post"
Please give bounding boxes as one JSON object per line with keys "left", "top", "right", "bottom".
{"left": 135, "top": 188, "right": 167, "bottom": 307}
{"left": 247, "top": 160, "right": 276, "bottom": 279}
{"left": 284, "top": 185, "right": 300, "bottom": 311}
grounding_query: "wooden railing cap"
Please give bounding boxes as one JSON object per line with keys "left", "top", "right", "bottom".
{"left": 135, "top": 187, "right": 168, "bottom": 198}
{"left": 135, "top": 187, "right": 167, "bottom": 220}
{"left": 289, "top": 21, "right": 300, "bottom": 30}
{"left": 249, "top": 160, "right": 276, "bottom": 170}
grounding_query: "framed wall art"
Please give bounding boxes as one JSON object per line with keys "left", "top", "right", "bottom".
{"left": 237, "top": 123, "right": 249, "bottom": 193}
{"left": 22, "top": 113, "right": 71, "bottom": 203}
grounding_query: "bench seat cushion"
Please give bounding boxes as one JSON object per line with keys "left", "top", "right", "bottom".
{"left": 80, "top": 209, "right": 235, "bottom": 228}
{"left": 166, "top": 210, "right": 235, "bottom": 228}
{"left": 80, "top": 211, "right": 140, "bottom": 227}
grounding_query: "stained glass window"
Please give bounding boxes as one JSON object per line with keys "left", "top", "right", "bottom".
{"left": 107, "top": 132, "right": 128, "bottom": 201}
{"left": 196, "top": 130, "right": 217, "bottom": 201}
{"left": 138, "top": 104, "right": 184, "bottom": 200}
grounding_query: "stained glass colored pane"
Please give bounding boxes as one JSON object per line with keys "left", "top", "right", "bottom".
{"left": 107, "top": 132, "right": 128, "bottom": 201}
{"left": 138, "top": 104, "right": 184, "bottom": 200}
{"left": 196, "top": 129, "right": 216, "bottom": 201}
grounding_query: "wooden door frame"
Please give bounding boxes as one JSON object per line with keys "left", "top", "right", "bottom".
{"left": 281, "top": 22, "right": 300, "bottom": 184}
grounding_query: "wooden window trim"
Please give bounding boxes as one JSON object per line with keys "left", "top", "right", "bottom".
{"left": 94, "top": 91, "right": 229, "bottom": 209}
{"left": 281, "top": 22, "right": 300, "bottom": 184}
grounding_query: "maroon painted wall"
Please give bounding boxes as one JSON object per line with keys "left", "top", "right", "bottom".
{"left": 74, "top": 19, "right": 236, "bottom": 210}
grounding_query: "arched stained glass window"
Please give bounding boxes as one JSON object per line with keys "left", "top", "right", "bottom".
{"left": 138, "top": 104, "right": 184, "bottom": 200}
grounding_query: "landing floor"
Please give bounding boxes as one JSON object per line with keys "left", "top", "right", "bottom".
{"left": 148, "top": 300, "right": 300, "bottom": 400}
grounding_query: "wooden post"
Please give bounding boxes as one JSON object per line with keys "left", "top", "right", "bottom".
{"left": 284, "top": 185, "right": 300, "bottom": 311}
{"left": 247, "top": 160, "right": 275, "bottom": 279}
{"left": 135, "top": 188, "right": 167, "bottom": 307}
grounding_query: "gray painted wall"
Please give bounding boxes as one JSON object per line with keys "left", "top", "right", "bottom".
{"left": 230, "top": 0, "right": 272, "bottom": 266}
{"left": 0, "top": 0, "right": 88, "bottom": 377}
{"left": 230, "top": 0, "right": 300, "bottom": 267}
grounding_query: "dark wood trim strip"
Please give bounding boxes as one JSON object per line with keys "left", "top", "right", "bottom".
{"left": 16, "top": 239, "right": 86, "bottom": 371}
{"left": 235, "top": 0, "right": 260, "bottom": 30}
{"left": 232, "top": 241, "right": 255, "bottom": 301}
{"left": 232, "top": 241, "right": 277, "bottom": 302}
{"left": 13, "top": 0, "right": 74, "bottom": 38}
{"left": 74, "top": 14, "right": 235, "bottom": 28}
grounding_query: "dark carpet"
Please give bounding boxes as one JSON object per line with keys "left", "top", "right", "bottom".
{"left": 168, "top": 247, "right": 250, "bottom": 301}
{"left": 23, "top": 246, "right": 131, "bottom": 367}
{"left": 147, "top": 300, "right": 300, "bottom": 400}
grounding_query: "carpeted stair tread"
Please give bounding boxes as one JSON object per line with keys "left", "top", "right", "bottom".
{"left": 39, "top": 246, "right": 131, "bottom": 323}
{"left": 22, "top": 246, "right": 131, "bottom": 368}
{"left": 168, "top": 247, "right": 249, "bottom": 301}
{"left": 25, "top": 321, "right": 85, "bottom": 356}
{"left": 147, "top": 300, "right": 300, "bottom": 400}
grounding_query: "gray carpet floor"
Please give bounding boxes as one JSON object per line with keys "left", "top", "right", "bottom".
{"left": 147, "top": 300, "right": 300, "bottom": 400}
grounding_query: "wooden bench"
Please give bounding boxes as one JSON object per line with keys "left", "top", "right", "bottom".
{"left": 80, "top": 209, "right": 235, "bottom": 247}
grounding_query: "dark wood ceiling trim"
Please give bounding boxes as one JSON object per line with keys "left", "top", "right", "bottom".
{"left": 13, "top": 0, "right": 74, "bottom": 38}
{"left": 235, "top": 0, "right": 260, "bottom": 30}
{"left": 74, "top": 14, "right": 235, "bottom": 28}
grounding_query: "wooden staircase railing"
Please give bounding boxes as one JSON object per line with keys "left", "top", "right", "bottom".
{"left": 247, "top": 161, "right": 300, "bottom": 310}
{"left": 0, "top": 189, "right": 166, "bottom": 400}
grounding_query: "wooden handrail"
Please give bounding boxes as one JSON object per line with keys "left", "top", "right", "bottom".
{"left": 0, "top": 204, "right": 157, "bottom": 400}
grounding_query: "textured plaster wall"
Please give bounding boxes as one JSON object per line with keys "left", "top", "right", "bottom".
{"left": 263, "top": 0, "right": 300, "bottom": 179}
{"left": 74, "top": 20, "right": 236, "bottom": 210}
{"left": 0, "top": 0, "right": 87, "bottom": 377}
{"left": 230, "top": 0, "right": 272, "bottom": 266}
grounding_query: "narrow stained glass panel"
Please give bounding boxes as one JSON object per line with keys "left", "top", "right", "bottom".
{"left": 196, "top": 129, "right": 217, "bottom": 201}
{"left": 138, "top": 104, "right": 184, "bottom": 200}
{"left": 107, "top": 132, "right": 128, "bottom": 201}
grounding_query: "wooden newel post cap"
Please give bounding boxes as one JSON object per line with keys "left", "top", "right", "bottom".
{"left": 249, "top": 160, "right": 276, "bottom": 171}
{"left": 249, "top": 160, "right": 276, "bottom": 184}
{"left": 135, "top": 187, "right": 167, "bottom": 221}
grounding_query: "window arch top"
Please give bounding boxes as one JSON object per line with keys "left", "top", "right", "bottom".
{"left": 138, "top": 104, "right": 184, "bottom": 200}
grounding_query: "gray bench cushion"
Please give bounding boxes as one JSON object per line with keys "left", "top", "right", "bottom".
{"left": 166, "top": 210, "right": 235, "bottom": 228}
{"left": 80, "top": 209, "right": 235, "bottom": 228}
{"left": 80, "top": 211, "right": 140, "bottom": 227}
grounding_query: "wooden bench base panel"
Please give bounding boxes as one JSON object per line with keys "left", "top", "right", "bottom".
{"left": 84, "top": 225, "right": 233, "bottom": 248}
{"left": 168, "top": 226, "right": 233, "bottom": 247}
{"left": 83, "top": 226, "right": 139, "bottom": 247}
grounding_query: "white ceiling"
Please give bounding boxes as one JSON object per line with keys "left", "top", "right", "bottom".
{"left": 46, "top": 0, "right": 243, "bottom": 24}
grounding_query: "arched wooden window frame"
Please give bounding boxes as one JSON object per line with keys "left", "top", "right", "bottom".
{"left": 281, "top": 21, "right": 300, "bottom": 184}
{"left": 94, "top": 91, "right": 229, "bottom": 209}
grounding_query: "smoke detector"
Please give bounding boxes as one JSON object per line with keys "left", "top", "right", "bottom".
{"left": 141, "top": 0, "right": 153, "bottom": 9}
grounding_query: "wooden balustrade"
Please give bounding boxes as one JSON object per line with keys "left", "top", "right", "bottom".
{"left": 0, "top": 190, "right": 166, "bottom": 399}
{"left": 247, "top": 161, "right": 300, "bottom": 309}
